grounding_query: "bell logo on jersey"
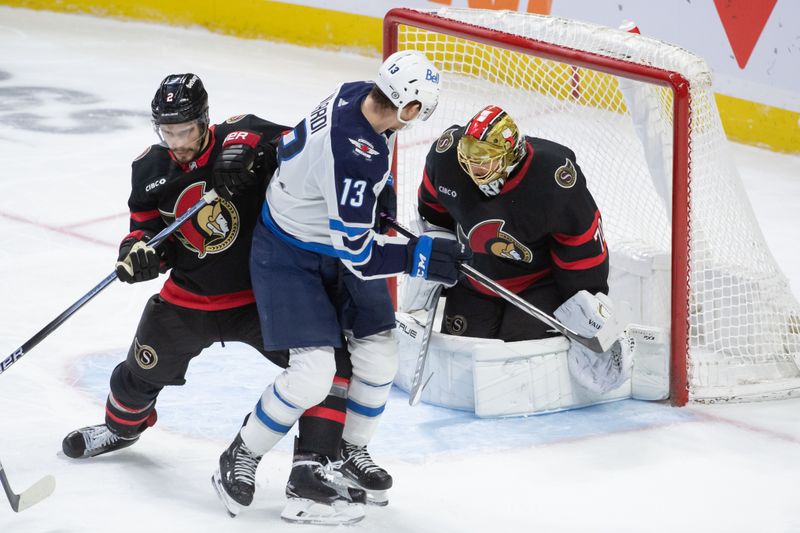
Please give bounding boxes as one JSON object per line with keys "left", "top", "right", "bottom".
{"left": 554, "top": 158, "right": 577, "bottom": 188}
{"left": 463, "top": 219, "right": 532, "bottom": 263}
{"left": 349, "top": 138, "right": 380, "bottom": 160}
{"left": 161, "top": 182, "right": 240, "bottom": 258}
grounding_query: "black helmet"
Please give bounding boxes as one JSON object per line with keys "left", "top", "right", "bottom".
{"left": 151, "top": 73, "right": 209, "bottom": 125}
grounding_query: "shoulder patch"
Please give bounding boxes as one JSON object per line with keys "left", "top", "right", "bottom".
{"left": 133, "top": 145, "right": 152, "bottom": 162}
{"left": 554, "top": 158, "right": 577, "bottom": 188}
{"left": 435, "top": 127, "right": 458, "bottom": 153}
{"left": 226, "top": 114, "right": 246, "bottom": 124}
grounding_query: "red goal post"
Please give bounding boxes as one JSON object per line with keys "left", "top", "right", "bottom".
{"left": 383, "top": 7, "right": 800, "bottom": 406}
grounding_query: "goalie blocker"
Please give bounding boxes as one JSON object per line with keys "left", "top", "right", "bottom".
{"left": 394, "top": 311, "right": 669, "bottom": 417}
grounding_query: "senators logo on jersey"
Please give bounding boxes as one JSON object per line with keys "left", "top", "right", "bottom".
{"left": 161, "top": 182, "right": 240, "bottom": 258}
{"left": 554, "top": 158, "right": 577, "bottom": 188}
{"left": 134, "top": 338, "right": 158, "bottom": 370}
{"left": 460, "top": 219, "right": 532, "bottom": 263}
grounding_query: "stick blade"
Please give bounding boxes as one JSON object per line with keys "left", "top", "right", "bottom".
{"left": 409, "top": 372, "right": 434, "bottom": 406}
{"left": 14, "top": 475, "right": 55, "bottom": 512}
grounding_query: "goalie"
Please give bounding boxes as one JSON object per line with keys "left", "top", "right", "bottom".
{"left": 408, "top": 104, "right": 629, "bottom": 394}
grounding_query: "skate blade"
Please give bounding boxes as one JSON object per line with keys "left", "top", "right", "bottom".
{"left": 211, "top": 469, "right": 241, "bottom": 518}
{"left": 341, "top": 475, "right": 389, "bottom": 507}
{"left": 365, "top": 489, "right": 388, "bottom": 507}
{"left": 281, "top": 498, "right": 365, "bottom": 525}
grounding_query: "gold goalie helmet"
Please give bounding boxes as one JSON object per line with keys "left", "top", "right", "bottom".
{"left": 457, "top": 105, "right": 526, "bottom": 194}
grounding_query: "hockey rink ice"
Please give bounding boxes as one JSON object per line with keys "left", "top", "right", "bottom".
{"left": 1, "top": 7, "right": 800, "bottom": 532}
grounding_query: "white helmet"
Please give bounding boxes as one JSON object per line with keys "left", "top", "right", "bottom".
{"left": 375, "top": 50, "right": 441, "bottom": 124}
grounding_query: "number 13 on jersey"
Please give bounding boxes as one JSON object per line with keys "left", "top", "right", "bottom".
{"left": 340, "top": 178, "right": 367, "bottom": 207}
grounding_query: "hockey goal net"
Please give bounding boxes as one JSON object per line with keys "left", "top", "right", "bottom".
{"left": 385, "top": 7, "right": 800, "bottom": 406}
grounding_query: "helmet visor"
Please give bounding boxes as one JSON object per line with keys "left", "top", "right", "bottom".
{"left": 154, "top": 118, "right": 207, "bottom": 147}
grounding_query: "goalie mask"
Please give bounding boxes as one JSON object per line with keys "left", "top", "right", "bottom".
{"left": 151, "top": 73, "right": 210, "bottom": 162}
{"left": 457, "top": 105, "right": 526, "bottom": 196}
{"left": 375, "top": 50, "right": 441, "bottom": 125}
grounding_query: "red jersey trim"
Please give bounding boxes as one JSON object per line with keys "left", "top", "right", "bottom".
{"left": 550, "top": 248, "right": 608, "bottom": 271}
{"left": 466, "top": 267, "right": 552, "bottom": 296}
{"left": 418, "top": 193, "right": 449, "bottom": 213}
{"left": 159, "top": 277, "right": 255, "bottom": 311}
{"left": 552, "top": 210, "right": 601, "bottom": 246}
{"left": 500, "top": 141, "right": 533, "bottom": 195}
{"left": 105, "top": 408, "right": 149, "bottom": 427}
{"left": 130, "top": 210, "right": 161, "bottom": 223}
{"left": 303, "top": 406, "right": 346, "bottom": 424}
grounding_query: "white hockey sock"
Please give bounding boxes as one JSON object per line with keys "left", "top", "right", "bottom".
{"left": 343, "top": 376, "right": 392, "bottom": 446}
{"left": 241, "top": 383, "right": 305, "bottom": 455}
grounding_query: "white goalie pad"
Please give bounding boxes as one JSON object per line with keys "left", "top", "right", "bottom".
{"left": 395, "top": 312, "right": 669, "bottom": 417}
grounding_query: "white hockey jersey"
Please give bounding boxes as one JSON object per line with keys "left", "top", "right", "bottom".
{"left": 261, "top": 81, "right": 410, "bottom": 279}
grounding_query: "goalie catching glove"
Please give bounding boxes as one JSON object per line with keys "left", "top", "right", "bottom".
{"left": 554, "top": 290, "right": 632, "bottom": 394}
{"left": 212, "top": 130, "right": 266, "bottom": 199}
{"left": 115, "top": 232, "right": 169, "bottom": 284}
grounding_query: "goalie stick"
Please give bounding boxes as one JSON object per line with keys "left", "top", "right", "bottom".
{"left": 382, "top": 214, "right": 620, "bottom": 353}
{"left": 408, "top": 283, "right": 443, "bottom": 406}
{"left": 0, "top": 189, "right": 219, "bottom": 376}
{"left": 0, "top": 458, "right": 55, "bottom": 512}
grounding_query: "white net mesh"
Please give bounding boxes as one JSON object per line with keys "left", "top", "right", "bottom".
{"left": 390, "top": 8, "right": 800, "bottom": 403}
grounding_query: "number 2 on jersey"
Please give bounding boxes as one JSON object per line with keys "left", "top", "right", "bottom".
{"left": 340, "top": 178, "right": 366, "bottom": 207}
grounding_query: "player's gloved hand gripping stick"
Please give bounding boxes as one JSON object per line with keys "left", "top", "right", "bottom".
{"left": 384, "top": 213, "right": 622, "bottom": 354}
{"left": 0, "top": 190, "right": 219, "bottom": 376}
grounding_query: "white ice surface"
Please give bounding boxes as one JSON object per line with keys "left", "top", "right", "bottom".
{"left": 1, "top": 7, "right": 800, "bottom": 533}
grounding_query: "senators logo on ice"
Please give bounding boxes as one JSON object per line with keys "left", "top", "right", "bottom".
{"left": 161, "top": 182, "right": 240, "bottom": 258}
{"left": 460, "top": 219, "right": 532, "bottom": 263}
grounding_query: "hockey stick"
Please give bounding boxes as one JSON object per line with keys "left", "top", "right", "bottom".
{"left": 0, "top": 189, "right": 219, "bottom": 376}
{"left": 382, "top": 214, "right": 619, "bottom": 353}
{"left": 0, "top": 458, "right": 55, "bottom": 512}
{"left": 408, "top": 283, "right": 443, "bottom": 406}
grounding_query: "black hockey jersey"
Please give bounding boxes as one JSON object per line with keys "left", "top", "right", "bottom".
{"left": 418, "top": 125, "right": 609, "bottom": 301}
{"left": 126, "top": 114, "right": 286, "bottom": 310}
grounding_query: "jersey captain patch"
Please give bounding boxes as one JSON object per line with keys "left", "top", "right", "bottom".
{"left": 554, "top": 158, "right": 577, "bottom": 188}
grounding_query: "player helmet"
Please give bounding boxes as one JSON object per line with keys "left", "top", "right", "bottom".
{"left": 457, "top": 105, "right": 526, "bottom": 191}
{"left": 375, "top": 50, "right": 441, "bottom": 124}
{"left": 151, "top": 73, "right": 209, "bottom": 126}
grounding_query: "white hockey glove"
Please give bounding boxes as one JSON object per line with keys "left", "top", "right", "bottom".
{"left": 399, "top": 219, "right": 458, "bottom": 312}
{"left": 554, "top": 291, "right": 632, "bottom": 394}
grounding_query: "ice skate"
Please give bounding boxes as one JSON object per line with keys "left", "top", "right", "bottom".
{"left": 338, "top": 440, "right": 392, "bottom": 506}
{"left": 211, "top": 432, "right": 262, "bottom": 517}
{"left": 62, "top": 424, "right": 140, "bottom": 459}
{"left": 281, "top": 440, "right": 366, "bottom": 525}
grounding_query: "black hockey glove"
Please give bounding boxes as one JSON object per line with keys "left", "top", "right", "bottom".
{"left": 406, "top": 235, "right": 472, "bottom": 285}
{"left": 212, "top": 131, "right": 264, "bottom": 200}
{"left": 375, "top": 177, "right": 397, "bottom": 234}
{"left": 115, "top": 233, "right": 161, "bottom": 284}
